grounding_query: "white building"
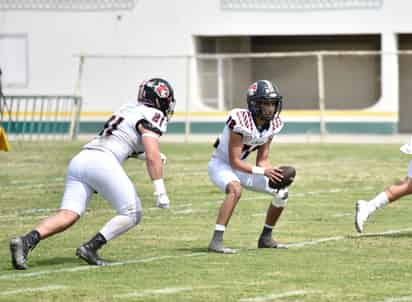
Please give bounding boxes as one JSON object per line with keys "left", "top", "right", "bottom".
{"left": 1, "top": 0, "right": 411, "bottom": 135}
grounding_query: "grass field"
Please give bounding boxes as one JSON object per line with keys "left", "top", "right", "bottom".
{"left": 1, "top": 141, "right": 412, "bottom": 302}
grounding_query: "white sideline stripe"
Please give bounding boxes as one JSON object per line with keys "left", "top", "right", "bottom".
{"left": 239, "top": 290, "right": 320, "bottom": 302}
{"left": 0, "top": 252, "right": 206, "bottom": 281}
{"left": 114, "top": 287, "right": 193, "bottom": 298}
{"left": 354, "top": 228, "right": 412, "bottom": 237}
{"left": 286, "top": 228, "right": 412, "bottom": 248}
{"left": 385, "top": 296, "right": 412, "bottom": 302}
{"left": 0, "top": 285, "right": 67, "bottom": 296}
{"left": 285, "top": 236, "right": 344, "bottom": 248}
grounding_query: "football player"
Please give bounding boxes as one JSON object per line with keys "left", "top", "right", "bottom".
{"left": 208, "top": 80, "right": 296, "bottom": 253}
{"left": 9, "top": 78, "right": 175, "bottom": 269}
{"left": 355, "top": 137, "right": 412, "bottom": 233}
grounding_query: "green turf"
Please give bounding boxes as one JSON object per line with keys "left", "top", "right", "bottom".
{"left": 1, "top": 141, "right": 412, "bottom": 302}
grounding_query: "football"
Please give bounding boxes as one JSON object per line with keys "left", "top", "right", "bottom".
{"left": 268, "top": 165, "right": 296, "bottom": 190}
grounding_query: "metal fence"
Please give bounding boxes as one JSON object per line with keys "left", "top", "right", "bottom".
{"left": 0, "top": 95, "right": 82, "bottom": 140}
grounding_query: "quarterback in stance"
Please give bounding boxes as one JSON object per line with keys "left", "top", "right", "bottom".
{"left": 355, "top": 137, "right": 412, "bottom": 233}
{"left": 208, "top": 80, "right": 296, "bottom": 253}
{"left": 10, "top": 78, "right": 175, "bottom": 269}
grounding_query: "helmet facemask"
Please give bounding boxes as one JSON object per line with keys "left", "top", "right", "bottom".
{"left": 248, "top": 96, "right": 283, "bottom": 122}
{"left": 247, "top": 80, "right": 283, "bottom": 124}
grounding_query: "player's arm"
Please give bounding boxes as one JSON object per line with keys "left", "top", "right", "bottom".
{"left": 228, "top": 131, "right": 283, "bottom": 182}
{"left": 138, "top": 122, "right": 163, "bottom": 179}
{"left": 137, "top": 122, "right": 170, "bottom": 208}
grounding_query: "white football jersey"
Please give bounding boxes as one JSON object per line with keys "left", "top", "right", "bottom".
{"left": 212, "top": 108, "right": 283, "bottom": 162}
{"left": 83, "top": 103, "right": 168, "bottom": 163}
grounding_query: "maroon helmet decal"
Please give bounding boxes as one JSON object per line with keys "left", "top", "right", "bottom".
{"left": 248, "top": 82, "right": 258, "bottom": 96}
{"left": 154, "top": 83, "right": 170, "bottom": 98}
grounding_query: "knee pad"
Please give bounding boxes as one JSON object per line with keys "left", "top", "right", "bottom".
{"left": 271, "top": 188, "right": 288, "bottom": 208}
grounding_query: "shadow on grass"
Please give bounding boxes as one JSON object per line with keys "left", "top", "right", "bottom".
{"left": 34, "top": 256, "right": 82, "bottom": 267}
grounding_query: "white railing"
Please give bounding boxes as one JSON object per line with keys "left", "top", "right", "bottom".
{"left": 0, "top": 95, "right": 82, "bottom": 140}
{"left": 74, "top": 50, "right": 412, "bottom": 140}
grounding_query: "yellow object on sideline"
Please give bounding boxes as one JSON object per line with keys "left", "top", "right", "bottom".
{"left": 0, "top": 127, "right": 10, "bottom": 151}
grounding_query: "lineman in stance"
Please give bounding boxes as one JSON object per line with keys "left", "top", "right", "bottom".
{"left": 10, "top": 78, "right": 175, "bottom": 269}
{"left": 208, "top": 80, "right": 296, "bottom": 253}
{"left": 355, "top": 137, "right": 412, "bottom": 233}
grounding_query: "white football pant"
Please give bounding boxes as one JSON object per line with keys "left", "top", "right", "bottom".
{"left": 208, "top": 156, "right": 277, "bottom": 195}
{"left": 60, "top": 149, "right": 142, "bottom": 241}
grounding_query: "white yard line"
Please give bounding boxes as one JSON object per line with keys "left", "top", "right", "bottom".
{"left": 0, "top": 252, "right": 206, "bottom": 281}
{"left": 286, "top": 228, "right": 412, "bottom": 248}
{"left": 0, "top": 285, "right": 67, "bottom": 296}
{"left": 239, "top": 290, "right": 320, "bottom": 302}
{"left": 384, "top": 296, "right": 412, "bottom": 302}
{"left": 114, "top": 287, "right": 193, "bottom": 298}
{"left": 353, "top": 228, "right": 412, "bottom": 238}
{"left": 332, "top": 212, "right": 352, "bottom": 217}
{"left": 285, "top": 236, "right": 345, "bottom": 248}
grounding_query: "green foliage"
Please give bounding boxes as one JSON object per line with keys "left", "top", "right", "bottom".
{"left": 0, "top": 141, "right": 411, "bottom": 301}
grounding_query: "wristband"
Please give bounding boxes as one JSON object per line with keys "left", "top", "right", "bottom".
{"left": 153, "top": 179, "right": 166, "bottom": 195}
{"left": 252, "top": 166, "right": 265, "bottom": 175}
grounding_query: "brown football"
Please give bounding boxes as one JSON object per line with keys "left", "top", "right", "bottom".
{"left": 268, "top": 166, "right": 296, "bottom": 190}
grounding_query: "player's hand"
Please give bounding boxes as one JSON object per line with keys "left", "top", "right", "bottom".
{"left": 264, "top": 167, "right": 284, "bottom": 184}
{"left": 159, "top": 153, "right": 167, "bottom": 165}
{"left": 156, "top": 193, "right": 170, "bottom": 209}
{"left": 136, "top": 152, "right": 167, "bottom": 164}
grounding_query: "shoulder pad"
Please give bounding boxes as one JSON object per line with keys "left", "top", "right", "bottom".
{"left": 270, "top": 117, "right": 284, "bottom": 134}
{"left": 136, "top": 105, "right": 168, "bottom": 135}
{"left": 227, "top": 109, "right": 254, "bottom": 136}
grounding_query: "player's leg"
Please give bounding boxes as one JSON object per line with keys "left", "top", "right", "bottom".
{"left": 10, "top": 152, "right": 93, "bottom": 270}
{"left": 76, "top": 151, "right": 142, "bottom": 265}
{"left": 355, "top": 176, "right": 412, "bottom": 233}
{"left": 235, "top": 170, "right": 290, "bottom": 248}
{"left": 208, "top": 158, "right": 241, "bottom": 253}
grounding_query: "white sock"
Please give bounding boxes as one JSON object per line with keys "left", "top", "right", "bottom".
{"left": 215, "top": 224, "right": 225, "bottom": 232}
{"left": 368, "top": 192, "right": 389, "bottom": 213}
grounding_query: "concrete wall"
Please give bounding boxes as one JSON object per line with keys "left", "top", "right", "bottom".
{"left": 1, "top": 0, "right": 411, "bottom": 132}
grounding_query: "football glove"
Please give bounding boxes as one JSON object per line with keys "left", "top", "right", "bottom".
{"left": 136, "top": 152, "right": 167, "bottom": 164}
{"left": 155, "top": 193, "right": 170, "bottom": 209}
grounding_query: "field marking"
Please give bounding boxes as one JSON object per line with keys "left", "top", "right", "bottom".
{"left": 286, "top": 228, "right": 412, "bottom": 249}
{"left": 384, "top": 296, "right": 412, "bottom": 302}
{"left": 114, "top": 287, "right": 193, "bottom": 298}
{"left": 239, "top": 290, "right": 320, "bottom": 302}
{"left": 0, "top": 252, "right": 207, "bottom": 281}
{"left": 352, "top": 228, "right": 412, "bottom": 238}
{"left": 0, "top": 285, "right": 67, "bottom": 296}
{"left": 285, "top": 236, "right": 345, "bottom": 248}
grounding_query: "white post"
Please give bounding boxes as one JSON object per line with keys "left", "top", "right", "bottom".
{"left": 184, "top": 56, "right": 191, "bottom": 143}
{"left": 380, "top": 32, "right": 399, "bottom": 118}
{"left": 317, "top": 53, "right": 327, "bottom": 137}
{"left": 70, "top": 55, "right": 84, "bottom": 140}
{"left": 217, "top": 58, "right": 225, "bottom": 111}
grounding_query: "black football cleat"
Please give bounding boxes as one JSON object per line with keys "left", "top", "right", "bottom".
{"left": 258, "top": 236, "right": 288, "bottom": 249}
{"left": 76, "top": 245, "right": 107, "bottom": 266}
{"left": 10, "top": 237, "right": 30, "bottom": 270}
{"left": 207, "top": 239, "right": 236, "bottom": 254}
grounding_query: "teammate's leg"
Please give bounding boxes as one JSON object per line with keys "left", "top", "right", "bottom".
{"left": 235, "top": 170, "right": 290, "bottom": 248}
{"left": 208, "top": 181, "right": 242, "bottom": 254}
{"left": 10, "top": 152, "right": 92, "bottom": 270}
{"left": 76, "top": 151, "right": 142, "bottom": 265}
{"left": 355, "top": 176, "right": 412, "bottom": 233}
{"left": 208, "top": 158, "right": 241, "bottom": 253}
